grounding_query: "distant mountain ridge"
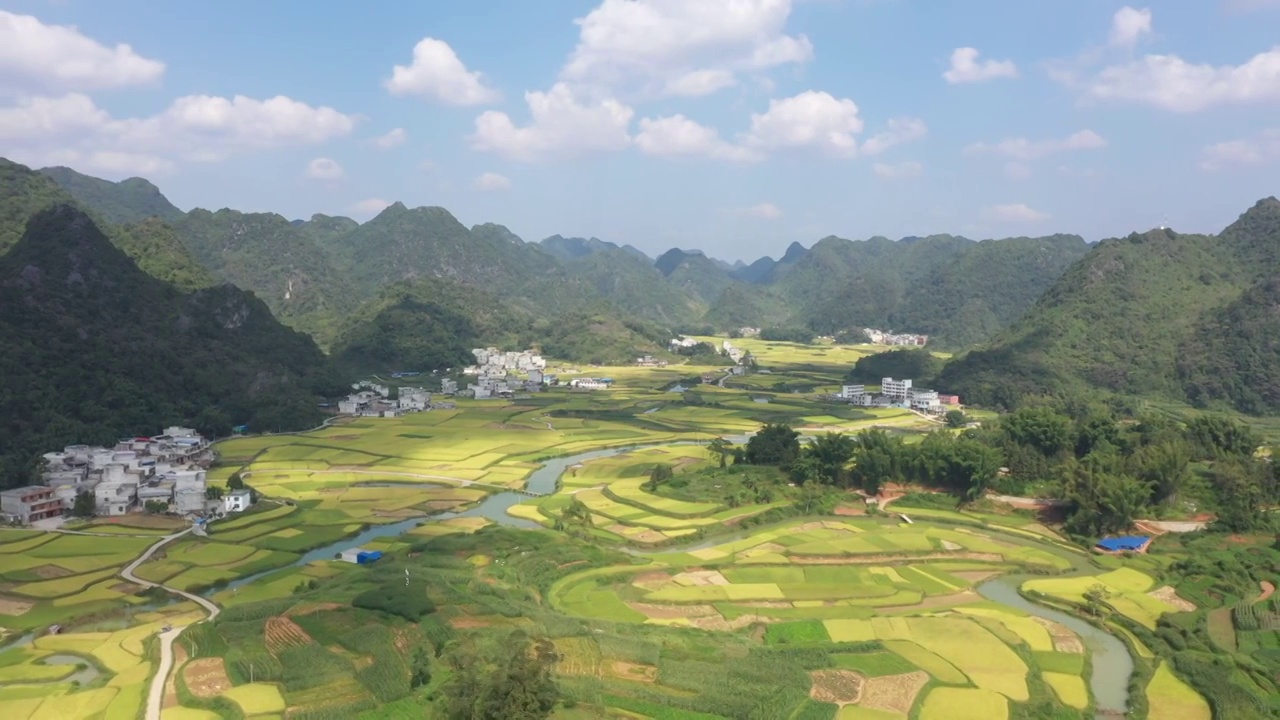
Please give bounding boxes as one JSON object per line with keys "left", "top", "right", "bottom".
{"left": 29, "top": 160, "right": 1102, "bottom": 352}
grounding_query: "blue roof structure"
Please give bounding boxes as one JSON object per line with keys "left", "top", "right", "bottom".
{"left": 1096, "top": 536, "right": 1149, "bottom": 552}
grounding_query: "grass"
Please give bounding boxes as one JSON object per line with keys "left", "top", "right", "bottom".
{"left": 765, "top": 620, "right": 831, "bottom": 644}
{"left": 830, "top": 652, "right": 918, "bottom": 676}
{"left": 1145, "top": 663, "right": 1212, "bottom": 720}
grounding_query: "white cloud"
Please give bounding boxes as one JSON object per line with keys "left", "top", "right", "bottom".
{"left": 372, "top": 127, "right": 407, "bottom": 149}
{"left": 984, "top": 203, "right": 1050, "bottom": 223}
{"left": 739, "top": 202, "right": 783, "bottom": 219}
{"left": 305, "top": 157, "right": 344, "bottom": 180}
{"left": 473, "top": 171, "right": 512, "bottom": 191}
{"left": 385, "top": 38, "right": 499, "bottom": 105}
{"left": 742, "top": 91, "right": 863, "bottom": 157}
{"left": 0, "top": 92, "right": 357, "bottom": 172}
{"left": 470, "top": 82, "right": 633, "bottom": 161}
{"left": 0, "top": 10, "right": 164, "bottom": 95}
{"left": 634, "top": 114, "right": 760, "bottom": 161}
{"left": 1082, "top": 48, "right": 1280, "bottom": 112}
{"left": 351, "top": 198, "right": 392, "bottom": 216}
{"left": 1004, "top": 162, "right": 1032, "bottom": 180}
{"left": 561, "top": 0, "right": 812, "bottom": 98}
{"left": 965, "top": 130, "right": 1107, "bottom": 161}
{"left": 861, "top": 117, "right": 927, "bottom": 156}
{"left": 1200, "top": 128, "right": 1280, "bottom": 170}
{"left": 943, "top": 47, "right": 1018, "bottom": 84}
{"left": 1110, "top": 7, "right": 1153, "bottom": 48}
{"left": 44, "top": 149, "right": 174, "bottom": 177}
{"left": 872, "top": 161, "right": 922, "bottom": 179}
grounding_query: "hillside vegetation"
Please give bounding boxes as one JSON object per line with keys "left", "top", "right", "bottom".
{"left": 942, "top": 198, "right": 1280, "bottom": 414}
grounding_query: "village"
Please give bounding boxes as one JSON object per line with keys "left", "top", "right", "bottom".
{"left": 834, "top": 377, "right": 960, "bottom": 414}
{"left": 0, "top": 427, "right": 252, "bottom": 527}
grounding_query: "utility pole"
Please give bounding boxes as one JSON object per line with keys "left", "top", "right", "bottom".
{"left": 250, "top": 662, "right": 254, "bottom": 683}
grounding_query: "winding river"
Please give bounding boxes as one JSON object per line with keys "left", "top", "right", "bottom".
{"left": 215, "top": 439, "right": 1133, "bottom": 717}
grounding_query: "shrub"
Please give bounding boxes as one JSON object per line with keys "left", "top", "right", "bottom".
{"left": 352, "top": 581, "right": 436, "bottom": 621}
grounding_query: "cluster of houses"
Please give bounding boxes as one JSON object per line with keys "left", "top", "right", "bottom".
{"left": 837, "top": 378, "right": 960, "bottom": 414}
{"left": 669, "top": 336, "right": 699, "bottom": 350}
{"left": 863, "top": 328, "right": 929, "bottom": 347}
{"left": 337, "top": 381, "right": 456, "bottom": 417}
{"left": 568, "top": 377, "right": 614, "bottom": 390}
{"left": 0, "top": 427, "right": 252, "bottom": 525}
{"left": 460, "top": 347, "right": 551, "bottom": 399}
{"left": 635, "top": 354, "right": 668, "bottom": 367}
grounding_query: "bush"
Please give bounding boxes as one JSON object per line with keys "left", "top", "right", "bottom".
{"left": 352, "top": 581, "right": 436, "bottom": 621}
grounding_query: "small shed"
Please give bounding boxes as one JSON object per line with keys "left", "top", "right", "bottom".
{"left": 339, "top": 547, "right": 383, "bottom": 564}
{"left": 1096, "top": 536, "right": 1151, "bottom": 553}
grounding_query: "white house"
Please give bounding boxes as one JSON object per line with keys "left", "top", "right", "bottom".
{"left": 909, "top": 389, "right": 942, "bottom": 414}
{"left": 569, "top": 378, "right": 611, "bottom": 390}
{"left": 224, "top": 489, "right": 252, "bottom": 514}
{"left": 881, "top": 378, "right": 913, "bottom": 402}
{"left": 840, "top": 385, "right": 866, "bottom": 400}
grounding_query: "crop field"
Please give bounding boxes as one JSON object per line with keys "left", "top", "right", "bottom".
{"left": 1023, "top": 567, "right": 1187, "bottom": 629}
{"left": 1145, "top": 663, "right": 1212, "bottom": 720}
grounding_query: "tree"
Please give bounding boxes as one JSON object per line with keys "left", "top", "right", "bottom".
{"left": 644, "top": 464, "right": 673, "bottom": 491}
{"left": 1185, "top": 415, "right": 1258, "bottom": 460}
{"left": 804, "top": 432, "right": 857, "bottom": 486}
{"left": 944, "top": 410, "right": 968, "bottom": 428}
{"left": 744, "top": 423, "right": 800, "bottom": 467}
{"left": 410, "top": 644, "right": 432, "bottom": 689}
{"left": 1002, "top": 406, "right": 1074, "bottom": 457}
{"left": 143, "top": 500, "right": 168, "bottom": 514}
{"left": 227, "top": 473, "right": 246, "bottom": 490}
{"left": 72, "top": 491, "right": 95, "bottom": 517}
{"left": 445, "top": 632, "right": 559, "bottom": 720}
{"left": 1129, "top": 441, "right": 1191, "bottom": 506}
{"left": 849, "top": 429, "right": 906, "bottom": 495}
{"left": 707, "top": 438, "right": 733, "bottom": 468}
{"left": 1083, "top": 584, "right": 1112, "bottom": 619}
{"left": 205, "top": 486, "right": 225, "bottom": 500}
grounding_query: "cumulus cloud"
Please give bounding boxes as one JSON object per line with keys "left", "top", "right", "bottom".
{"left": 561, "top": 0, "right": 812, "bottom": 98}
{"left": 965, "top": 130, "right": 1107, "bottom": 161}
{"left": 351, "top": 198, "right": 392, "bottom": 216}
{"left": 1200, "top": 128, "right": 1280, "bottom": 170}
{"left": 742, "top": 91, "right": 863, "bottom": 157}
{"left": 0, "top": 92, "right": 357, "bottom": 174}
{"left": 943, "top": 47, "right": 1018, "bottom": 84}
{"left": 385, "top": 38, "right": 499, "bottom": 105}
{"left": 469, "top": 82, "right": 633, "bottom": 161}
{"left": 737, "top": 202, "right": 783, "bottom": 219}
{"left": 861, "top": 117, "right": 928, "bottom": 156}
{"left": 872, "top": 161, "right": 923, "bottom": 179}
{"left": 372, "top": 128, "right": 407, "bottom": 149}
{"left": 0, "top": 10, "right": 164, "bottom": 95}
{"left": 984, "top": 203, "right": 1050, "bottom": 223}
{"left": 473, "top": 171, "right": 512, "bottom": 191}
{"left": 305, "top": 157, "right": 344, "bottom": 180}
{"left": 1110, "top": 7, "right": 1153, "bottom": 48}
{"left": 634, "top": 114, "right": 760, "bottom": 162}
{"left": 1081, "top": 48, "right": 1280, "bottom": 112}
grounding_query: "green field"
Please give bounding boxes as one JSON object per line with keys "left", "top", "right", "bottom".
{"left": 1145, "top": 664, "right": 1212, "bottom": 720}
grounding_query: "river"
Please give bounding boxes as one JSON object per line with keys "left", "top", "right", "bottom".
{"left": 213, "top": 438, "right": 1133, "bottom": 716}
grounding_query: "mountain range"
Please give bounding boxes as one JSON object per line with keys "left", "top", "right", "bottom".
{"left": 21, "top": 160, "right": 1093, "bottom": 353}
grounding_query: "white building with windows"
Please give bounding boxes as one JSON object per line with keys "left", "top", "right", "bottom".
{"left": 224, "top": 489, "right": 252, "bottom": 513}
{"left": 840, "top": 385, "right": 866, "bottom": 400}
{"left": 909, "top": 389, "right": 942, "bottom": 414}
{"left": 881, "top": 377, "right": 913, "bottom": 402}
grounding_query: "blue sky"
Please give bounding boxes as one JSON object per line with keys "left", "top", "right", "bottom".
{"left": 2, "top": 0, "right": 1278, "bottom": 260}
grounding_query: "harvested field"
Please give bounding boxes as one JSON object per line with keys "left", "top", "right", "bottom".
{"left": 112, "top": 582, "right": 144, "bottom": 594}
{"left": 1031, "top": 617, "right": 1084, "bottom": 654}
{"left": 607, "top": 661, "right": 658, "bottom": 683}
{"left": 860, "top": 671, "right": 930, "bottom": 714}
{"left": 631, "top": 572, "right": 673, "bottom": 591}
{"left": 738, "top": 542, "right": 787, "bottom": 558}
{"left": 688, "top": 613, "right": 772, "bottom": 631}
{"left": 163, "top": 643, "right": 189, "bottom": 709}
{"left": 0, "top": 596, "right": 34, "bottom": 615}
{"left": 809, "top": 669, "right": 864, "bottom": 705}
{"left": 1149, "top": 586, "right": 1196, "bottom": 612}
{"left": 31, "top": 564, "right": 74, "bottom": 579}
{"left": 627, "top": 602, "right": 718, "bottom": 619}
{"left": 880, "top": 590, "right": 980, "bottom": 611}
{"left": 264, "top": 616, "right": 312, "bottom": 655}
{"left": 672, "top": 570, "right": 731, "bottom": 586}
{"left": 182, "top": 658, "right": 233, "bottom": 699}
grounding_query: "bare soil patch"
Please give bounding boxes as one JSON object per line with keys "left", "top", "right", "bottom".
{"left": 940, "top": 540, "right": 963, "bottom": 551}
{"left": 0, "top": 596, "right": 34, "bottom": 615}
{"left": 687, "top": 613, "right": 773, "bottom": 631}
{"left": 791, "top": 552, "right": 1003, "bottom": 565}
{"left": 809, "top": 669, "right": 864, "bottom": 705}
{"left": 1258, "top": 581, "right": 1275, "bottom": 603}
{"left": 859, "top": 671, "right": 930, "bottom": 714}
{"left": 607, "top": 661, "right": 658, "bottom": 683}
{"left": 673, "top": 570, "right": 730, "bottom": 587}
{"left": 288, "top": 602, "right": 341, "bottom": 617}
{"left": 31, "top": 565, "right": 73, "bottom": 579}
{"left": 264, "top": 616, "right": 313, "bottom": 655}
{"left": 632, "top": 529, "right": 667, "bottom": 544}
{"left": 182, "top": 657, "right": 232, "bottom": 699}
{"left": 1032, "top": 617, "right": 1085, "bottom": 654}
{"left": 834, "top": 504, "right": 866, "bottom": 516}
{"left": 112, "top": 582, "right": 144, "bottom": 594}
{"left": 627, "top": 602, "right": 718, "bottom": 619}
{"left": 737, "top": 542, "right": 786, "bottom": 558}
{"left": 1150, "top": 586, "right": 1196, "bottom": 612}
{"left": 631, "top": 572, "right": 673, "bottom": 591}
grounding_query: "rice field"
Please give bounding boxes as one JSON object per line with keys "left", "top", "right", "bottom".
{"left": 1145, "top": 663, "right": 1212, "bottom": 720}
{"left": 1023, "top": 567, "right": 1186, "bottom": 629}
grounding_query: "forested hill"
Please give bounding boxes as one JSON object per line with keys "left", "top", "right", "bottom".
{"left": 0, "top": 205, "right": 344, "bottom": 489}
{"left": 38, "top": 166, "right": 184, "bottom": 225}
{"left": 940, "top": 198, "right": 1280, "bottom": 414}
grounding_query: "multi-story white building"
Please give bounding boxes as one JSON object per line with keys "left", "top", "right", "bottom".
{"left": 840, "top": 385, "right": 866, "bottom": 400}
{"left": 881, "top": 378, "right": 913, "bottom": 402}
{"left": 908, "top": 389, "right": 942, "bottom": 414}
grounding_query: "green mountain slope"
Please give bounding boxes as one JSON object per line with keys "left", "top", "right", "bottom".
{"left": 39, "top": 165, "right": 184, "bottom": 225}
{"left": 0, "top": 205, "right": 342, "bottom": 487}
{"left": 655, "top": 249, "right": 745, "bottom": 307}
{"left": 175, "top": 208, "right": 358, "bottom": 344}
{"left": 3, "top": 159, "right": 214, "bottom": 290}
{"left": 559, "top": 248, "right": 703, "bottom": 325}
{"left": 940, "top": 198, "right": 1280, "bottom": 413}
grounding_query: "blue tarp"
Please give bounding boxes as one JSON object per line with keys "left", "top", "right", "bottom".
{"left": 356, "top": 550, "right": 383, "bottom": 564}
{"left": 1097, "top": 536, "right": 1149, "bottom": 551}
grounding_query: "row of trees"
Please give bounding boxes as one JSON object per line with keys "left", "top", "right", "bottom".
{"left": 735, "top": 401, "right": 1277, "bottom": 537}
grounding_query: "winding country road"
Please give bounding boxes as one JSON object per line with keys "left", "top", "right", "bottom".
{"left": 119, "top": 527, "right": 221, "bottom": 720}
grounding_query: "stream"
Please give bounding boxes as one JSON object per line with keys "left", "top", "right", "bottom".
{"left": 212, "top": 437, "right": 1133, "bottom": 716}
